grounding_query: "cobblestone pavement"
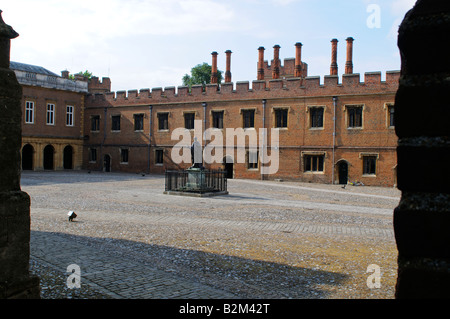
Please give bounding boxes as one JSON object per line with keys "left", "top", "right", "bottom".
{"left": 22, "top": 171, "right": 401, "bottom": 299}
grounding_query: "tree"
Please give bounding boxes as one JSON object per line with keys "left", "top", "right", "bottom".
{"left": 182, "top": 63, "right": 223, "bottom": 90}
{"left": 69, "top": 70, "right": 93, "bottom": 80}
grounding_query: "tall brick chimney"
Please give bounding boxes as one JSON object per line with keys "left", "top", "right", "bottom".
{"left": 225, "top": 50, "right": 232, "bottom": 83}
{"left": 345, "top": 37, "right": 354, "bottom": 74}
{"left": 272, "top": 45, "right": 281, "bottom": 79}
{"left": 211, "top": 51, "right": 218, "bottom": 84}
{"left": 294, "top": 42, "right": 303, "bottom": 78}
{"left": 330, "top": 39, "right": 338, "bottom": 75}
{"left": 257, "top": 46, "right": 265, "bottom": 80}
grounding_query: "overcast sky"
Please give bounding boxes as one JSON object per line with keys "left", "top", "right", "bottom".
{"left": 2, "top": 0, "right": 415, "bottom": 92}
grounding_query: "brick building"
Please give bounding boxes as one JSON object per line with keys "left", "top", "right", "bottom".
{"left": 82, "top": 38, "right": 399, "bottom": 187}
{"left": 12, "top": 61, "right": 90, "bottom": 171}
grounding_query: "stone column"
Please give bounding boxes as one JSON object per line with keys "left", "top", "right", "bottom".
{"left": 0, "top": 10, "right": 40, "bottom": 299}
{"left": 224, "top": 50, "right": 232, "bottom": 83}
{"left": 210, "top": 51, "right": 218, "bottom": 84}
{"left": 330, "top": 39, "right": 338, "bottom": 75}
{"left": 272, "top": 45, "right": 280, "bottom": 79}
{"left": 294, "top": 42, "right": 303, "bottom": 78}
{"left": 394, "top": 0, "right": 450, "bottom": 298}
{"left": 345, "top": 37, "right": 354, "bottom": 74}
{"left": 257, "top": 47, "right": 265, "bottom": 81}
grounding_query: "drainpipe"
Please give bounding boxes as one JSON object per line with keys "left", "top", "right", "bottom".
{"left": 148, "top": 105, "right": 153, "bottom": 174}
{"left": 100, "top": 106, "right": 107, "bottom": 172}
{"left": 332, "top": 96, "right": 338, "bottom": 184}
{"left": 202, "top": 102, "right": 207, "bottom": 168}
{"left": 261, "top": 99, "right": 266, "bottom": 180}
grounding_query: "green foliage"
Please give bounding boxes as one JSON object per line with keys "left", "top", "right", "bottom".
{"left": 182, "top": 63, "right": 223, "bottom": 90}
{"left": 69, "top": 70, "right": 93, "bottom": 80}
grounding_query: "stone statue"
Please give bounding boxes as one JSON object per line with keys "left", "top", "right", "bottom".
{"left": 190, "top": 137, "right": 203, "bottom": 169}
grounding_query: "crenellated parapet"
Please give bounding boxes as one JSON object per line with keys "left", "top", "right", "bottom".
{"left": 85, "top": 70, "right": 400, "bottom": 108}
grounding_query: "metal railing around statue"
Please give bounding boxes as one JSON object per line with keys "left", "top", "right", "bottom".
{"left": 165, "top": 169, "right": 228, "bottom": 194}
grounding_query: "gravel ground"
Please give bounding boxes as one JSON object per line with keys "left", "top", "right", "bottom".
{"left": 22, "top": 171, "right": 401, "bottom": 299}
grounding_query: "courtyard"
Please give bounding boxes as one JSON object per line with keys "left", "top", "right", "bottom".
{"left": 22, "top": 170, "right": 400, "bottom": 299}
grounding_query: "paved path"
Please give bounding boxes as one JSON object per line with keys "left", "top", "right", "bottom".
{"left": 31, "top": 231, "right": 237, "bottom": 299}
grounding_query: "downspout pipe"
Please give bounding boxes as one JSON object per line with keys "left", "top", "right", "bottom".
{"left": 148, "top": 105, "right": 153, "bottom": 174}
{"left": 261, "top": 99, "right": 266, "bottom": 180}
{"left": 332, "top": 96, "right": 338, "bottom": 184}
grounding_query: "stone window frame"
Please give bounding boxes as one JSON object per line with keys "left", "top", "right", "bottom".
{"left": 240, "top": 108, "right": 256, "bottom": 129}
{"left": 344, "top": 104, "right": 364, "bottom": 129}
{"left": 25, "top": 100, "right": 35, "bottom": 124}
{"left": 111, "top": 114, "right": 121, "bottom": 132}
{"left": 302, "top": 151, "right": 326, "bottom": 174}
{"left": 360, "top": 152, "right": 379, "bottom": 176}
{"left": 90, "top": 115, "right": 101, "bottom": 132}
{"left": 133, "top": 113, "right": 145, "bottom": 132}
{"left": 157, "top": 112, "right": 170, "bottom": 131}
{"left": 272, "top": 106, "right": 290, "bottom": 129}
{"left": 306, "top": 105, "right": 326, "bottom": 130}
{"left": 384, "top": 102, "right": 395, "bottom": 129}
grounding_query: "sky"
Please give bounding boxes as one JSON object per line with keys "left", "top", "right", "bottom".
{"left": 2, "top": 0, "right": 416, "bottom": 92}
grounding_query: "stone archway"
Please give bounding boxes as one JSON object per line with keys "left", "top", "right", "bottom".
{"left": 22, "top": 144, "right": 34, "bottom": 170}
{"left": 43, "top": 145, "right": 54, "bottom": 170}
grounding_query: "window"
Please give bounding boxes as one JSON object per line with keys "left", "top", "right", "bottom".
{"left": 388, "top": 104, "right": 395, "bottom": 127}
{"left": 247, "top": 150, "right": 259, "bottom": 169}
{"left": 212, "top": 111, "right": 224, "bottom": 129}
{"left": 274, "top": 108, "right": 288, "bottom": 128}
{"left": 91, "top": 115, "right": 100, "bottom": 131}
{"left": 310, "top": 107, "right": 324, "bottom": 128}
{"left": 46, "top": 103, "right": 55, "bottom": 125}
{"left": 25, "top": 101, "right": 34, "bottom": 124}
{"left": 155, "top": 149, "right": 164, "bottom": 165}
{"left": 89, "top": 148, "right": 97, "bottom": 162}
{"left": 111, "top": 115, "right": 121, "bottom": 131}
{"left": 66, "top": 105, "right": 74, "bottom": 126}
{"left": 184, "top": 113, "right": 195, "bottom": 130}
{"left": 134, "top": 114, "right": 144, "bottom": 131}
{"left": 304, "top": 154, "right": 325, "bottom": 172}
{"left": 158, "top": 113, "right": 169, "bottom": 130}
{"left": 363, "top": 156, "right": 377, "bottom": 175}
{"left": 347, "top": 105, "right": 363, "bottom": 128}
{"left": 120, "top": 149, "right": 129, "bottom": 163}
{"left": 242, "top": 109, "right": 255, "bottom": 128}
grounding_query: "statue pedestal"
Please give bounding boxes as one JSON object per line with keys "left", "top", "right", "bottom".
{"left": 186, "top": 168, "right": 206, "bottom": 191}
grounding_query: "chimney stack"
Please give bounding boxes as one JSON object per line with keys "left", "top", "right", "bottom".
{"left": 225, "top": 50, "right": 232, "bottom": 83}
{"left": 294, "top": 42, "right": 303, "bottom": 78}
{"left": 272, "top": 45, "right": 280, "bottom": 79}
{"left": 257, "top": 46, "right": 265, "bottom": 80}
{"left": 345, "top": 37, "right": 354, "bottom": 74}
{"left": 61, "top": 70, "right": 69, "bottom": 79}
{"left": 330, "top": 39, "right": 338, "bottom": 75}
{"left": 211, "top": 51, "right": 218, "bottom": 84}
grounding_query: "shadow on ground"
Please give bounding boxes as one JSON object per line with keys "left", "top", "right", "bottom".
{"left": 30, "top": 230, "right": 348, "bottom": 299}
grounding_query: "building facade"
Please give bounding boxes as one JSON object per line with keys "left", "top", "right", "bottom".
{"left": 82, "top": 38, "right": 399, "bottom": 187}
{"left": 12, "top": 61, "right": 89, "bottom": 171}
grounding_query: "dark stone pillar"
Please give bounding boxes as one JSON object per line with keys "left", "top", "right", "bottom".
{"left": 0, "top": 10, "right": 40, "bottom": 299}
{"left": 394, "top": 0, "right": 450, "bottom": 298}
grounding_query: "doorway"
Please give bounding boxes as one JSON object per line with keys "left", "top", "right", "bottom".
{"left": 104, "top": 154, "right": 111, "bottom": 172}
{"left": 63, "top": 145, "right": 73, "bottom": 169}
{"left": 338, "top": 161, "right": 349, "bottom": 185}
{"left": 22, "top": 144, "right": 34, "bottom": 170}
{"left": 223, "top": 156, "right": 233, "bottom": 179}
{"left": 43, "top": 145, "right": 54, "bottom": 170}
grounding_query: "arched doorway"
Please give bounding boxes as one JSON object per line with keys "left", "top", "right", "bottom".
{"left": 63, "top": 145, "right": 73, "bottom": 169}
{"left": 43, "top": 145, "right": 54, "bottom": 170}
{"left": 338, "top": 161, "right": 349, "bottom": 185}
{"left": 104, "top": 154, "right": 111, "bottom": 172}
{"left": 22, "top": 144, "right": 34, "bottom": 170}
{"left": 222, "top": 156, "right": 233, "bottom": 179}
